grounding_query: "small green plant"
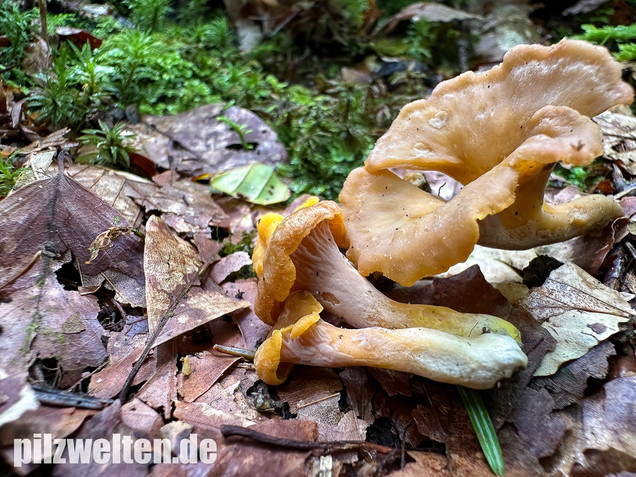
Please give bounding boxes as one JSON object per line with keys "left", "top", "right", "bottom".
{"left": 124, "top": 0, "right": 172, "bottom": 32}
{"left": 574, "top": 23, "right": 636, "bottom": 60}
{"left": 99, "top": 29, "right": 165, "bottom": 104}
{"left": 553, "top": 163, "right": 603, "bottom": 191}
{"left": 405, "top": 19, "right": 462, "bottom": 70}
{"left": 27, "top": 43, "right": 110, "bottom": 130}
{"left": 458, "top": 386, "right": 505, "bottom": 476}
{"left": 78, "top": 120, "right": 136, "bottom": 169}
{"left": 219, "top": 229, "right": 257, "bottom": 257}
{"left": 217, "top": 116, "right": 254, "bottom": 150}
{"left": 0, "top": 4, "right": 37, "bottom": 84}
{"left": 0, "top": 154, "right": 24, "bottom": 198}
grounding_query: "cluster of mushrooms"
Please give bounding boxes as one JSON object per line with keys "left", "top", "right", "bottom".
{"left": 250, "top": 40, "right": 634, "bottom": 390}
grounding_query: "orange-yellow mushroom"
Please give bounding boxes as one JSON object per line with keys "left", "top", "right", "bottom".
{"left": 254, "top": 201, "right": 521, "bottom": 342}
{"left": 254, "top": 291, "right": 527, "bottom": 389}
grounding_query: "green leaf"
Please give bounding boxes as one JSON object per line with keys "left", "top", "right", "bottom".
{"left": 457, "top": 386, "right": 505, "bottom": 476}
{"left": 210, "top": 163, "right": 291, "bottom": 205}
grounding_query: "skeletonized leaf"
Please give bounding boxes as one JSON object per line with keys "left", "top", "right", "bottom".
{"left": 518, "top": 262, "right": 633, "bottom": 376}
{"left": 211, "top": 163, "right": 291, "bottom": 205}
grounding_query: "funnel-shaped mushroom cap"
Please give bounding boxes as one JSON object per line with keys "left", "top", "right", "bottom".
{"left": 254, "top": 291, "right": 528, "bottom": 389}
{"left": 365, "top": 39, "right": 633, "bottom": 185}
{"left": 342, "top": 107, "right": 607, "bottom": 285}
{"left": 342, "top": 80, "right": 630, "bottom": 285}
{"left": 255, "top": 201, "right": 347, "bottom": 325}
{"left": 340, "top": 166, "right": 517, "bottom": 285}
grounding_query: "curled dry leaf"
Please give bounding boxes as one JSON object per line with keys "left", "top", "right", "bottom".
{"left": 518, "top": 262, "right": 633, "bottom": 376}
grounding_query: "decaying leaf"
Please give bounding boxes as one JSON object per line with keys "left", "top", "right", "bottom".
{"left": 211, "top": 163, "right": 291, "bottom": 205}
{"left": 128, "top": 104, "right": 287, "bottom": 177}
{"left": 594, "top": 108, "right": 636, "bottom": 175}
{"left": 143, "top": 215, "right": 250, "bottom": 347}
{"left": 518, "top": 262, "right": 633, "bottom": 376}
{"left": 0, "top": 370, "right": 39, "bottom": 428}
{"left": 0, "top": 260, "right": 108, "bottom": 387}
{"left": 136, "top": 171, "right": 230, "bottom": 235}
{"left": 0, "top": 168, "right": 145, "bottom": 306}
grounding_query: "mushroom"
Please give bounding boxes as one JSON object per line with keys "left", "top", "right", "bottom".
{"left": 254, "top": 291, "right": 528, "bottom": 389}
{"left": 339, "top": 40, "right": 633, "bottom": 285}
{"left": 254, "top": 200, "right": 521, "bottom": 341}
{"left": 253, "top": 196, "right": 319, "bottom": 278}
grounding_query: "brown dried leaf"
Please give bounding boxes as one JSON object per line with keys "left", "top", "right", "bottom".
{"left": 339, "top": 367, "right": 377, "bottom": 425}
{"left": 518, "top": 263, "right": 633, "bottom": 376}
{"left": 210, "top": 252, "right": 252, "bottom": 284}
{"left": 120, "top": 398, "right": 164, "bottom": 440}
{"left": 532, "top": 340, "right": 616, "bottom": 410}
{"left": 0, "top": 169, "right": 145, "bottom": 305}
{"left": 0, "top": 370, "right": 39, "bottom": 428}
{"left": 144, "top": 216, "right": 249, "bottom": 346}
{"left": 510, "top": 387, "right": 568, "bottom": 459}
{"left": 432, "top": 265, "right": 511, "bottom": 317}
{"left": 594, "top": 109, "right": 636, "bottom": 175}
{"left": 88, "top": 319, "right": 155, "bottom": 400}
{"left": 579, "top": 375, "right": 636, "bottom": 472}
{"left": 136, "top": 171, "right": 229, "bottom": 234}
{"left": 136, "top": 342, "right": 178, "bottom": 419}
{"left": 64, "top": 164, "right": 150, "bottom": 227}
{"left": 221, "top": 278, "right": 271, "bottom": 350}
{"left": 0, "top": 260, "right": 107, "bottom": 387}
{"left": 51, "top": 402, "right": 148, "bottom": 477}
{"left": 129, "top": 104, "right": 287, "bottom": 177}
{"left": 178, "top": 347, "right": 241, "bottom": 403}
{"left": 277, "top": 368, "right": 343, "bottom": 415}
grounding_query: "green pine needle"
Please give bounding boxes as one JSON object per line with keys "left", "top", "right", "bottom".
{"left": 457, "top": 386, "right": 505, "bottom": 476}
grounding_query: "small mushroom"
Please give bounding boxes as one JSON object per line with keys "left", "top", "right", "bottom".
{"left": 254, "top": 291, "right": 528, "bottom": 389}
{"left": 254, "top": 200, "right": 521, "bottom": 341}
{"left": 340, "top": 40, "right": 633, "bottom": 285}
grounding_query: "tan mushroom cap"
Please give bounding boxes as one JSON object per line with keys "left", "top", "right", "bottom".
{"left": 255, "top": 200, "right": 347, "bottom": 325}
{"left": 341, "top": 106, "right": 618, "bottom": 286}
{"left": 364, "top": 39, "right": 634, "bottom": 185}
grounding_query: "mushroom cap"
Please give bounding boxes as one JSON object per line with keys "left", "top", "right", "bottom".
{"left": 254, "top": 201, "right": 348, "bottom": 325}
{"left": 341, "top": 106, "right": 614, "bottom": 285}
{"left": 365, "top": 39, "right": 634, "bottom": 185}
{"left": 254, "top": 291, "right": 323, "bottom": 385}
{"left": 253, "top": 196, "right": 320, "bottom": 278}
{"left": 253, "top": 213, "right": 284, "bottom": 278}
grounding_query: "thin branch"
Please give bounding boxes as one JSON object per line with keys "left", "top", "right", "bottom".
{"left": 220, "top": 425, "right": 395, "bottom": 455}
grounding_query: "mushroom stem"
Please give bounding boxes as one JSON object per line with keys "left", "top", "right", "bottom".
{"left": 291, "top": 220, "right": 520, "bottom": 342}
{"left": 255, "top": 292, "right": 527, "bottom": 389}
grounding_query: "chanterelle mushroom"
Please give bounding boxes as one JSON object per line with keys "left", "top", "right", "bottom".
{"left": 254, "top": 291, "right": 528, "bottom": 389}
{"left": 254, "top": 200, "right": 521, "bottom": 341}
{"left": 340, "top": 40, "right": 633, "bottom": 286}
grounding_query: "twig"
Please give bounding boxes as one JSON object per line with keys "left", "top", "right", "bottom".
{"left": 37, "top": 0, "right": 48, "bottom": 46}
{"left": 118, "top": 262, "right": 211, "bottom": 403}
{"left": 32, "top": 385, "right": 113, "bottom": 410}
{"left": 213, "top": 344, "right": 256, "bottom": 361}
{"left": 220, "top": 425, "right": 394, "bottom": 455}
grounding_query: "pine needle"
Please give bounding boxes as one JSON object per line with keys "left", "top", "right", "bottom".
{"left": 457, "top": 386, "right": 505, "bottom": 476}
